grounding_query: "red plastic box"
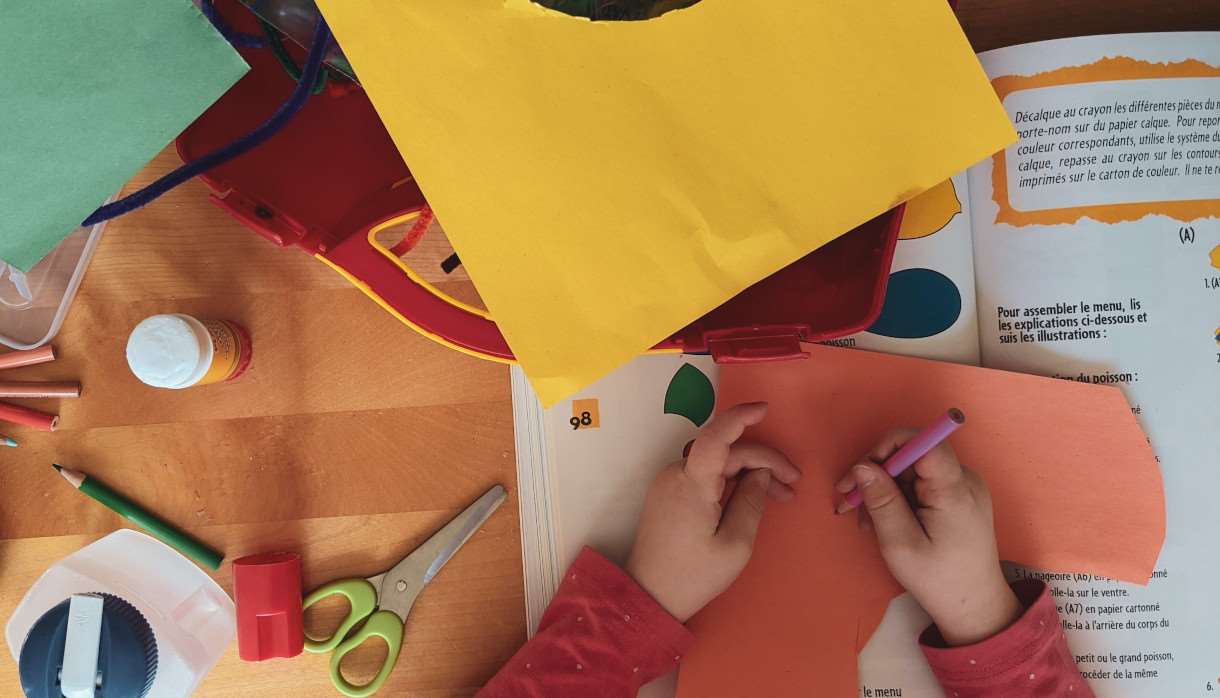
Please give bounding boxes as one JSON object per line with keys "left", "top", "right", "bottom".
{"left": 178, "top": 0, "right": 900, "bottom": 365}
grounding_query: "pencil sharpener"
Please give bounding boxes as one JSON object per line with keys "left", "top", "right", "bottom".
{"left": 5, "top": 530, "right": 235, "bottom": 698}
{"left": 19, "top": 593, "right": 157, "bottom": 698}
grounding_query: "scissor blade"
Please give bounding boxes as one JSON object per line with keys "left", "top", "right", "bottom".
{"left": 421, "top": 485, "right": 508, "bottom": 582}
{"left": 377, "top": 486, "right": 507, "bottom": 617}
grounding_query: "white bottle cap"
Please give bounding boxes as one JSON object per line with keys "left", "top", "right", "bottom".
{"left": 125, "top": 314, "right": 214, "bottom": 389}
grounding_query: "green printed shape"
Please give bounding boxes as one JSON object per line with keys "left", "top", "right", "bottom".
{"left": 664, "top": 363, "right": 715, "bottom": 427}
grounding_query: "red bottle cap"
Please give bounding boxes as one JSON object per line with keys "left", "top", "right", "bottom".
{"left": 233, "top": 552, "right": 304, "bottom": 661}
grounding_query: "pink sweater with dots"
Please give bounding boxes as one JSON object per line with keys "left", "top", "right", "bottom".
{"left": 479, "top": 548, "right": 1093, "bottom": 697}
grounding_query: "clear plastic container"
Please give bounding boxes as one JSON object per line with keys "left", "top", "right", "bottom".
{"left": 5, "top": 530, "right": 236, "bottom": 698}
{"left": 0, "top": 220, "right": 106, "bottom": 350}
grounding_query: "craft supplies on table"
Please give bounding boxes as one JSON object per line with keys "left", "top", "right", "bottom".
{"left": 304, "top": 486, "right": 507, "bottom": 697}
{"left": 0, "top": 382, "right": 82, "bottom": 399}
{"left": 0, "top": 346, "right": 56, "bottom": 371}
{"left": 125, "top": 314, "right": 253, "bottom": 390}
{"left": 0, "top": 402, "right": 58, "bottom": 432}
{"left": 0, "top": 345, "right": 83, "bottom": 432}
{"left": 5, "top": 530, "right": 236, "bottom": 698}
{"left": 52, "top": 465, "right": 225, "bottom": 570}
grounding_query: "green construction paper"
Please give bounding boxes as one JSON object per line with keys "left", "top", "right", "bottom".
{"left": 0, "top": 0, "right": 248, "bottom": 271}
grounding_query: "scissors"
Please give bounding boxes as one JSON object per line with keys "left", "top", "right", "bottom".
{"left": 303, "top": 485, "right": 507, "bottom": 697}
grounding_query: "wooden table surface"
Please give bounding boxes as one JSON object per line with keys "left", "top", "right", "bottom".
{"left": 2, "top": 2, "right": 1218, "bottom": 696}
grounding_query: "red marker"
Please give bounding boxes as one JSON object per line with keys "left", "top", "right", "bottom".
{"left": 0, "top": 400, "right": 58, "bottom": 431}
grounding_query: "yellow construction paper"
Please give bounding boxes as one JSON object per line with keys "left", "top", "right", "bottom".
{"left": 316, "top": 0, "right": 1017, "bottom": 405}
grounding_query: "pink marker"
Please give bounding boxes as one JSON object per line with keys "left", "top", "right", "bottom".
{"left": 838, "top": 408, "right": 966, "bottom": 513}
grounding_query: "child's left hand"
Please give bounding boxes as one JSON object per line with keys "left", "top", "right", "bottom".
{"left": 625, "top": 403, "right": 801, "bottom": 622}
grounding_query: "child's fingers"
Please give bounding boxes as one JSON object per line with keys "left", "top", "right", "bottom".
{"left": 725, "top": 442, "right": 801, "bottom": 484}
{"left": 910, "top": 443, "right": 965, "bottom": 488}
{"left": 688, "top": 403, "right": 768, "bottom": 458}
{"left": 766, "top": 477, "right": 795, "bottom": 502}
{"left": 835, "top": 462, "right": 917, "bottom": 511}
{"left": 949, "top": 467, "right": 992, "bottom": 511}
{"left": 857, "top": 507, "right": 874, "bottom": 532}
{"left": 836, "top": 428, "right": 922, "bottom": 498}
{"left": 685, "top": 403, "right": 776, "bottom": 502}
{"left": 852, "top": 463, "right": 926, "bottom": 554}
{"left": 837, "top": 429, "right": 942, "bottom": 496}
{"left": 719, "top": 467, "right": 792, "bottom": 507}
{"left": 867, "top": 428, "right": 921, "bottom": 463}
{"left": 867, "top": 428, "right": 964, "bottom": 489}
{"left": 914, "top": 466, "right": 972, "bottom": 510}
{"left": 718, "top": 469, "right": 772, "bottom": 549}
{"left": 835, "top": 469, "right": 856, "bottom": 494}
{"left": 896, "top": 468, "right": 919, "bottom": 502}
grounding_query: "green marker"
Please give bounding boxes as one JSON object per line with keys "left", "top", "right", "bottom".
{"left": 52, "top": 464, "right": 223, "bottom": 570}
{"left": 1, "top": 435, "right": 16, "bottom": 448}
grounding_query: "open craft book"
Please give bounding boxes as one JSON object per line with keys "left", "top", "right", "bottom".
{"left": 513, "top": 32, "right": 1220, "bottom": 697}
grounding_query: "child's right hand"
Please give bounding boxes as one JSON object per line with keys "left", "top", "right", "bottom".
{"left": 835, "top": 430, "right": 1023, "bottom": 646}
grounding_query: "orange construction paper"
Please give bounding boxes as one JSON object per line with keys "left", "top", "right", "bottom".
{"left": 677, "top": 343, "right": 1165, "bottom": 698}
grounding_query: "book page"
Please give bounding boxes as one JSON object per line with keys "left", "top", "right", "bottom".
{"left": 843, "top": 172, "right": 982, "bottom": 366}
{"left": 545, "top": 355, "right": 719, "bottom": 574}
{"left": 858, "top": 32, "right": 1220, "bottom": 698}
{"left": 537, "top": 355, "right": 719, "bottom": 698}
{"left": 971, "top": 33, "right": 1219, "bottom": 697}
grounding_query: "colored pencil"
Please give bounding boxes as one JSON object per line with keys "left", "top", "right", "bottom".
{"left": 0, "top": 346, "right": 56, "bottom": 371}
{"left": 1, "top": 435, "right": 16, "bottom": 448}
{"left": 837, "top": 408, "right": 966, "bottom": 513}
{"left": 0, "top": 400, "right": 58, "bottom": 431}
{"left": 0, "top": 381, "right": 82, "bottom": 399}
{"left": 52, "top": 464, "right": 224, "bottom": 570}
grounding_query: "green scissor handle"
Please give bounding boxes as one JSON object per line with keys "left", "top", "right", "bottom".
{"left": 302, "top": 579, "right": 406, "bottom": 697}
{"left": 328, "top": 609, "right": 405, "bottom": 697}
{"left": 303, "top": 579, "right": 379, "bottom": 654}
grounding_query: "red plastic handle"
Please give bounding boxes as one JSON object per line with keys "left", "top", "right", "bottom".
{"left": 320, "top": 226, "right": 514, "bottom": 361}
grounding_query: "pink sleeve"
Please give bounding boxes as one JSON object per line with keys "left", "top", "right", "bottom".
{"left": 478, "top": 547, "right": 694, "bottom": 698}
{"left": 921, "top": 579, "right": 1095, "bottom": 698}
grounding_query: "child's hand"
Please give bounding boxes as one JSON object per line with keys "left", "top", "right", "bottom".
{"left": 626, "top": 403, "right": 801, "bottom": 622}
{"left": 836, "top": 430, "right": 1022, "bottom": 646}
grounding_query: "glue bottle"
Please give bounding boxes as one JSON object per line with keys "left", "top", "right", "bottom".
{"left": 125, "top": 313, "right": 252, "bottom": 389}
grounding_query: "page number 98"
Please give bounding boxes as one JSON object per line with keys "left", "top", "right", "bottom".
{"left": 570, "top": 399, "right": 600, "bottom": 431}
